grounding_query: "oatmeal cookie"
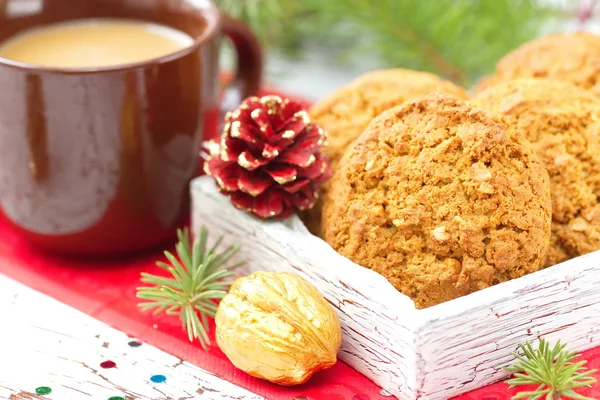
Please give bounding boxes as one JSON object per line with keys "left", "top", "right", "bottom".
{"left": 322, "top": 94, "right": 552, "bottom": 308}
{"left": 474, "top": 32, "right": 600, "bottom": 95}
{"left": 471, "top": 78, "right": 600, "bottom": 267}
{"left": 302, "top": 69, "right": 468, "bottom": 236}
{"left": 310, "top": 69, "right": 468, "bottom": 169}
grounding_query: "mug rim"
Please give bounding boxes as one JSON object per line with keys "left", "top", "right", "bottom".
{"left": 0, "top": 0, "right": 221, "bottom": 74}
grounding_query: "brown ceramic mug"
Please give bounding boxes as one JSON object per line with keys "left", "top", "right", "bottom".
{"left": 0, "top": 0, "right": 262, "bottom": 256}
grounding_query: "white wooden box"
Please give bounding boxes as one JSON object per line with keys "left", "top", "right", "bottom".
{"left": 190, "top": 176, "right": 600, "bottom": 400}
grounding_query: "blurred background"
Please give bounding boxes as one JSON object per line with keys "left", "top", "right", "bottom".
{"left": 217, "top": 0, "right": 599, "bottom": 100}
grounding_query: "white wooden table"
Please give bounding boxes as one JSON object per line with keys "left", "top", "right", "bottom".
{"left": 0, "top": 274, "right": 265, "bottom": 400}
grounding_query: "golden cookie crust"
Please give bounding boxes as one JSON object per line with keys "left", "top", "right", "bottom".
{"left": 302, "top": 69, "right": 468, "bottom": 236}
{"left": 310, "top": 69, "right": 468, "bottom": 169}
{"left": 476, "top": 32, "right": 600, "bottom": 95}
{"left": 322, "top": 94, "right": 552, "bottom": 309}
{"left": 471, "top": 78, "right": 600, "bottom": 266}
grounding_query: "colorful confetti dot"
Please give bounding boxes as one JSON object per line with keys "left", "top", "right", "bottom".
{"left": 150, "top": 374, "right": 167, "bottom": 383}
{"left": 100, "top": 360, "right": 117, "bottom": 369}
{"left": 35, "top": 386, "right": 52, "bottom": 395}
{"left": 128, "top": 340, "right": 142, "bottom": 347}
{"left": 108, "top": 397, "right": 125, "bottom": 400}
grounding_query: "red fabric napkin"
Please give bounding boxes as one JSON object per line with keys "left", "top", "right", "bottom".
{"left": 2, "top": 212, "right": 599, "bottom": 400}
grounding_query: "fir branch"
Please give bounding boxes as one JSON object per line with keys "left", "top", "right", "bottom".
{"left": 214, "top": 0, "right": 299, "bottom": 45}
{"left": 505, "top": 338, "right": 598, "bottom": 400}
{"left": 136, "top": 227, "right": 245, "bottom": 350}
{"left": 215, "top": 0, "right": 559, "bottom": 86}
{"left": 306, "top": 0, "right": 556, "bottom": 86}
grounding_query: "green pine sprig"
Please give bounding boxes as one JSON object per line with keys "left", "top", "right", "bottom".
{"left": 304, "top": 0, "right": 556, "bottom": 87}
{"left": 214, "top": 0, "right": 295, "bottom": 45}
{"left": 214, "top": 0, "right": 561, "bottom": 86}
{"left": 136, "top": 227, "right": 246, "bottom": 350}
{"left": 505, "top": 339, "right": 598, "bottom": 400}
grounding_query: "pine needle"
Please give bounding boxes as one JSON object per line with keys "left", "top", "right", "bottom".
{"left": 505, "top": 338, "right": 598, "bottom": 400}
{"left": 214, "top": 0, "right": 559, "bottom": 86}
{"left": 136, "top": 227, "right": 245, "bottom": 351}
{"left": 214, "top": 0, "right": 289, "bottom": 44}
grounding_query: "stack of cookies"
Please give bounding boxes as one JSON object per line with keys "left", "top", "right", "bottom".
{"left": 303, "top": 32, "right": 600, "bottom": 308}
{"left": 302, "top": 69, "right": 468, "bottom": 237}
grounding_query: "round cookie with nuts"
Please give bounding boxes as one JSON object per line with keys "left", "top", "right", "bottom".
{"left": 302, "top": 69, "right": 468, "bottom": 236}
{"left": 322, "top": 93, "right": 552, "bottom": 308}
{"left": 474, "top": 32, "right": 600, "bottom": 95}
{"left": 471, "top": 78, "right": 600, "bottom": 267}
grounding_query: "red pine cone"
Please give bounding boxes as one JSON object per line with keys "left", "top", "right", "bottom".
{"left": 203, "top": 95, "right": 331, "bottom": 219}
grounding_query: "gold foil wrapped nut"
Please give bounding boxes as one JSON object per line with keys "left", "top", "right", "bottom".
{"left": 215, "top": 271, "right": 342, "bottom": 386}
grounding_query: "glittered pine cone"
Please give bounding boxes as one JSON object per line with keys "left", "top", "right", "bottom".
{"left": 204, "top": 95, "right": 331, "bottom": 219}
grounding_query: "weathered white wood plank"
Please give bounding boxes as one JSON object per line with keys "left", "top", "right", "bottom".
{"left": 416, "top": 255, "right": 600, "bottom": 398}
{"left": 0, "top": 274, "right": 264, "bottom": 400}
{"left": 191, "top": 176, "right": 600, "bottom": 400}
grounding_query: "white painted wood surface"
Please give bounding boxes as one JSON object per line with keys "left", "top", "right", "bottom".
{"left": 0, "top": 274, "right": 264, "bottom": 400}
{"left": 191, "top": 176, "right": 600, "bottom": 400}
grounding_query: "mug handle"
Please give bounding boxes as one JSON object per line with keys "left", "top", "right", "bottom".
{"left": 220, "top": 14, "right": 263, "bottom": 110}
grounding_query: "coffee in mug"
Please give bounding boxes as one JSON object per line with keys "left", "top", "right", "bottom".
{"left": 0, "top": 18, "right": 194, "bottom": 68}
{"left": 0, "top": 0, "right": 262, "bottom": 256}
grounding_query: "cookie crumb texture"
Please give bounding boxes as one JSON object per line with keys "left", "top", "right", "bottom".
{"left": 472, "top": 78, "right": 600, "bottom": 267}
{"left": 477, "top": 32, "right": 600, "bottom": 95}
{"left": 309, "top": 69, "right": 468, "bottom": 169}
{"left": 302, "top": 69, "right": 468, "bottom": 236}
{"left": 322, "top": 94, "right": 552, "bottom": 308}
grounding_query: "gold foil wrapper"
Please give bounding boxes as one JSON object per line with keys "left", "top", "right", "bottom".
{"left": 215, "top": 271, "right": 342, "bottom": 386}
